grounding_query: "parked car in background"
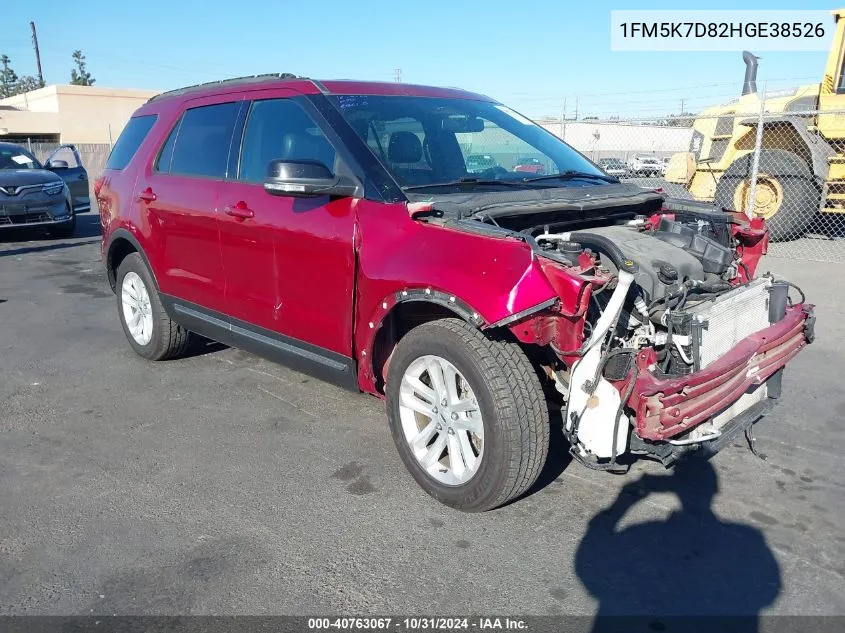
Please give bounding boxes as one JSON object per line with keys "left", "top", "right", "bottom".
{"left": 0, "top": 142, "right": 76, "bottom": 236}
{"left": 99, "top": 75, "right": 813, "bottom": 512}
{"left": 43, "top": 145, "right": 91, "bottom": 212}
{"left": 465, "top": 154, "right": 498, "bottom": 173}
{"left": 513, "top": 156, "right": 546, "bottom": 174}
{"left": 597, "top": 157, "right": 628, "bottom": 178}
{"left": 629, "top": 155, "right": 663, "bottom": 177}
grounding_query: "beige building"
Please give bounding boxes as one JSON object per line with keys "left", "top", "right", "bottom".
{"left": 0, "top": 84, "right": 158, "bottom": 145}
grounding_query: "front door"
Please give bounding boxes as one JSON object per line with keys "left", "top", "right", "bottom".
{"left": 45, "top": 145, "right": 89, "bottom": 210}
{"left": 217, "top": 92, "right": 357, "bottom": 358}
{"left": 133, "top": 95, "right": 243, "bottom": 314}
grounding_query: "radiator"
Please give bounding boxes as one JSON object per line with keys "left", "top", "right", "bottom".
{"left": 686, "top": 278, "right": 773, "bottom": 369}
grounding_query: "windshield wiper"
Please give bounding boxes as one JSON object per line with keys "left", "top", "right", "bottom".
{"left": 402, "top": 177, "right": 538, "bottom": 191}
{"left": 522, "top": 170, "right": 619, "bottom": 184}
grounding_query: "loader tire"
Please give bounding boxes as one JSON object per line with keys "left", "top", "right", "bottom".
{"left": 714, "top": 149, "right": 820, "bottom": 241}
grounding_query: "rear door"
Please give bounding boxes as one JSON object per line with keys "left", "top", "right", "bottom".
{"left": 45, "top": 145, "right": 89, "bottom": 210}
{"left": 217, "top": 90, "right": 358, "bottom": 357}
{"left": 133, "top": 94, "right": 243, "bottom": 314}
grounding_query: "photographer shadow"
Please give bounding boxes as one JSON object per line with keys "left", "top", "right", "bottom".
{"left": 575, "top": 459, "right": 781, "bottom": 633}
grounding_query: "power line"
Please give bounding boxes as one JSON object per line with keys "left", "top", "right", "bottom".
{"left": 501, "top": 75, "right": 819, "bottom": 102}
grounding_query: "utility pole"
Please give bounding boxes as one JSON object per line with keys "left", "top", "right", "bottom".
{"left": 394, "top": 68, "right": 402, "bottom": 83}
{"left": 560, "top": 97, "right": 567, "bottom": 140}
{"left": 30, "top": 21, "right": 44, "bottom": 87}
{"left": 574, "top": 96, "right": 579, "bottom": 121}
{"left": 679, "top": 97, "right": 686, "bottom": 114}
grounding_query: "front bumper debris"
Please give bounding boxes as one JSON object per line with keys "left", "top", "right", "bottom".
{"left": 626, "top": 304, "right": 813, "bottom": 441}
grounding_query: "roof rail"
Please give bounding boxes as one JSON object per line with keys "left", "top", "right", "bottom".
{"left": 146, "top": 73, "right": 304, "bottom": 103}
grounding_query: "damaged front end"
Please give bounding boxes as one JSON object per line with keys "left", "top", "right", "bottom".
{"left": 482, "top": 196, "right": 815, "bottom": 470}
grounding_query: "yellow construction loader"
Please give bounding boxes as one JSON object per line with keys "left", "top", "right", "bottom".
{"left": 666, "top": 9, "right": 845, "bottom": 240}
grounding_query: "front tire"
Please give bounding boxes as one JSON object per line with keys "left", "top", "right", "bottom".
{"left": 116, "top": 253, "right": 192, "bottom": 360}
{"left": 714, "top": 149, "right": 820, "bottom": 241}
{"left": 386, "top": 318, "right": 549, "bottom": 512}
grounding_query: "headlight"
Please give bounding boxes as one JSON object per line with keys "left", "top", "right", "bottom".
{"left": 42, "top": 182, "right": 65, "bottom": 196}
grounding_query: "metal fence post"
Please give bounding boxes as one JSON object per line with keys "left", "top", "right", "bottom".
{"left": 746, "top": 81, "right": 767, "bottom": 220}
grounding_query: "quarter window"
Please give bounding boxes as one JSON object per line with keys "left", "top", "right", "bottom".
{"left": 155, "top": 118, "right": 180, "bottom": 173}
{"left": 169, "top": 102, "right": 241, "bottom": 178}
{"left": 238, "top": 99, "right": 336, "bottom": 183}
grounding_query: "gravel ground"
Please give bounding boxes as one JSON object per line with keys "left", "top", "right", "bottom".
{"left": 0, "top": 213, "right": 843, "bottom": 616}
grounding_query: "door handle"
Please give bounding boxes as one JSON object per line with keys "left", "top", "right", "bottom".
{"left": 224, "top": 202, "right": 255, "bottom": 220}
{"left": 137, "top": 188, "right": 157, "bottom": 203}
{"left": 78, "top": 174, "right": 88, "bottom": 181}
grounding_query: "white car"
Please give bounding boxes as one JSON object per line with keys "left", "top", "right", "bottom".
{"left": 629, "top": 155, "right": 664, "bottom": 177}
{"left": 597, "top": 158, "right": 628, "bottom": 178}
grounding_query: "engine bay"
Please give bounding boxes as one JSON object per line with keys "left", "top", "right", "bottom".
{"left": 532, "top": 203, "right": 758, "bottom": 379}
{"left": 499, "top": 197, "right": 783, "bottom": 467}
{"left": 407, "top": 188, "right": 811, "bottom": 472}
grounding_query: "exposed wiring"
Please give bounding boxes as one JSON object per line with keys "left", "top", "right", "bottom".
{"left": 785, "top": 281, "right": 806, "bottom": 306}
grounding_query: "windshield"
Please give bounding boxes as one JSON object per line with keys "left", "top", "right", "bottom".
{"left": 0, "top": 145, "right": 41, "bottom": 170}
{"left": 328, "top": 95, "right": 605, "bottom": 190}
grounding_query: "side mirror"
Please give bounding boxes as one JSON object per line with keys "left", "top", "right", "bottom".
{"left": 47, "top": 160, "right": 69, "bottom": 170}
{"left": 263, "top": 159, "right": 359, "bottom": 198}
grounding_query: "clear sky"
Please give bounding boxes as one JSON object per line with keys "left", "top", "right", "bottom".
{"left": 1, "top": 0, "right": 838, "bottom": 119}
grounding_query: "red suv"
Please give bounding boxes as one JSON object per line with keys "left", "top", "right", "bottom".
{"left": 98, "top": 74, "right": 814, "bottom": 511}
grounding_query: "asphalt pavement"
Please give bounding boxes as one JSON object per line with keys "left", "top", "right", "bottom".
{"left": 1, "top": 213, "right": 843, "bottom": 616}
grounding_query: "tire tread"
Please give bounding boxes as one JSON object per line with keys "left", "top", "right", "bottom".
{"left": 392, "top": 318, "right": 549, "bottom": 511}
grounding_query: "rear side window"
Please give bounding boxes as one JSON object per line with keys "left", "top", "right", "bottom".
{"left": 169, "top": 102, "right": 240, "bottom": 179}
{"left": 106, "top": 115, "right": 157, "bottom": 170}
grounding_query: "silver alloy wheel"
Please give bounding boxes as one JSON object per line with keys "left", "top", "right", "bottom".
{"left": 398, "top": 355, "right": 484, "bottom": 485}
{"left": 121, "top": 271, "right": 154, "bottom": 346}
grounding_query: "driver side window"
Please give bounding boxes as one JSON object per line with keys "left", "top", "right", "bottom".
{"left": 238, "top": 99, "right": 336, "bottom": 184}
{"left": 47, "top": 146, "right": 80, "bottom": 169}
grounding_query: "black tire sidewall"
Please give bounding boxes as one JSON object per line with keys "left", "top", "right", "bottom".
{"left": 714, "top": 149, "right": 820, "bottom": 240}
{"left": 385, "top": 324, "right": 514, "bottom": 512}
{"left": 115, "top": 253, "right": 163, "bottom": 360}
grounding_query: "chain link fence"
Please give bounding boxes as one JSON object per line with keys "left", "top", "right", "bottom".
{"left": 540, "top": 108, "right": 845, "bottom": 263}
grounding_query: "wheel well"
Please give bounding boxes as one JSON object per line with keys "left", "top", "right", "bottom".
{"left": 106, "top": 237, "right": 137, "bottom": 291}
{"left": 371, "top": 302, "right": 471, "bottom": 394}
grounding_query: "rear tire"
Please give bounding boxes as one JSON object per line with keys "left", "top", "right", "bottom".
{"left": 385, "top": 318, "right": 549, "bottom": 512}
{"left": 714, "top": 149, "right": 820, "bottom": 241}
{"left": 116, "top": 252, "right": 192, "bottom": 360}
